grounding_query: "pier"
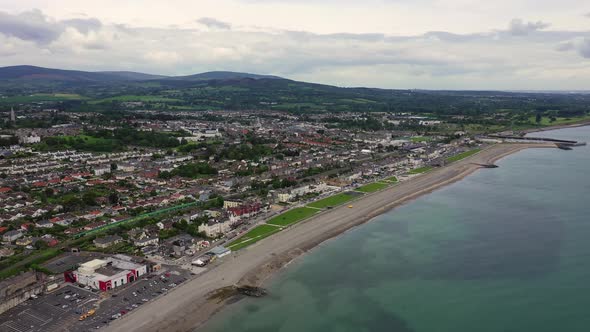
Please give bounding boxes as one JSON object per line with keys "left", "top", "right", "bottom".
{"left": 487, "top": 134, "right": 586, "bottom": 146}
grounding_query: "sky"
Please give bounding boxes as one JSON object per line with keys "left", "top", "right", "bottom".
{"left": 0, "top": 0, "right": 589, "bottom": 90}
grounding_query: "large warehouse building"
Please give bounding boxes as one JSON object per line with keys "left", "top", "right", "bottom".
{"left": 64, "top": 255, "right": 147, "bottom": 291}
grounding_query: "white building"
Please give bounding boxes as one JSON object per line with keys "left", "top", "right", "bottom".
{"left": 93, "top": 166, "right": 111, "bottom": 176}
{"left": 19, "top": 135, "right": 41, "bottom": 144}
{"left": 134, "top": 237, "right": 159, "bottom": 247}
{"left": 198, "top": 219, "right": 233, "bottom": 237}
{"left": 67, "top": 257, "right": 147, "bottom": 291}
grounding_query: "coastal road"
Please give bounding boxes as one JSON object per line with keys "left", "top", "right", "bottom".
{"left": 104, "top": 143, "right": 552, "bottom": 332}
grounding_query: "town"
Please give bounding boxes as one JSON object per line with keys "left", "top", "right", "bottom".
{"left": 0, "top": 99, "right": 587, "bottom": 331}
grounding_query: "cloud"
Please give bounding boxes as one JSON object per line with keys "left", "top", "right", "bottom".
{"left": 144, "top": 50, "right": 182, "bottom": 64}
{"left": 196, "top": 17, "right": 231, "bottom": 30}
{"left": 1, "top": 9, "right": 590, "bottom": 90}
{"left": 62, "top": 18, "right": 102, "bottom": 34}
{"left": 0, "top": 9, "right": 103, "bottom": 45}
{"left": 578, "top": 38, "right": 590, "bottom": 58}
{"left": 0, "top": 9, "right": 61, "bottom": 44}
{"left": 555, "top": 41, "right": 575, "bottom": 52}
{"left": 508, "top": 18, "right": 550, "bottom": 36}
{"left": 555, "top": 37, "right": 590, "bottom": 59}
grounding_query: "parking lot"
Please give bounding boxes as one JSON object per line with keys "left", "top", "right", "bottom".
{"left": 0, "top": 285, "right": 99, "bottom": 332}
{"left": 0, "top": 265, "right": 193, "bottom": 332}
{"left": 76, "top": 266, "right": 191, "bottom": 331}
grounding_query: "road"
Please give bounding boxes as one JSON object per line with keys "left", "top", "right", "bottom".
{"left": 104, "top": 143, "right": 551, "bottom": 332}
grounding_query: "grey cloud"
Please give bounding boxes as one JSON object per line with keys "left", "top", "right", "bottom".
{"left": 0, "top": 9, "right": 61, "bottom": 44}
{"left": 422, "top": 31, "right": 491, "bottom": 42}
{"left": 555, "top": 41, "right": 575, "bottom": 51}
{"left": 555, "top": 38, "right": 590, "bottom": 58}
{"left": 2, "top": 9, "right": 590, "bottom": 90}
{"left": 579, "top": 38, "right": 590, "bottom": 58}
{"left": 324, "top": 32, "right": 386, "bottom": 42}
{"left": 508, "top": 18, "right": 550, "bottom": 36}
{"left": 62, "top": 18, "right": 102, "bottom": 34}
{"left": 0, "top": 9, "right": 103, "bottom": 44}
{"left": 197, "top": 17, "right": 231, "bottom": 30}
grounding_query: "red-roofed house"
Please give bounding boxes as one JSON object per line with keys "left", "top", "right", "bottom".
{"left": 83, "top": 210, "right": 104, "bottom": 220}
{"left": 84, "top": 221, "right": 106, "bottom": 230}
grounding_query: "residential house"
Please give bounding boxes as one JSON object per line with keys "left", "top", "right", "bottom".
{"left": 93, "top": 235, "right": 123, "bottom": 248}
{"left": 198, "top": 219, "right": 233, "bottom": 237}
{"left": 134, "top": 236, "right": 159, "bottom": 247}
{"left": 2, "top": 230, "right": 23, "bottom": 242}
{"left": 36, "top": 220, "right": 54, "bottom": 228}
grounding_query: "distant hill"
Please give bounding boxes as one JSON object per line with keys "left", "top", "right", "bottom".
{"left": 0, "top": 65, "right": 166, "bottom": 82}
{"left": 0, "top": 66, "right": 281, "bottom": 83}
{"left": 167, "top": 71, "right": 283, "bottom": 81}
{"left": 1, "top": 65, "right": 589, "bottom": 117}
{"left": 97, "top": 71, "right": 168, "bottom": 81}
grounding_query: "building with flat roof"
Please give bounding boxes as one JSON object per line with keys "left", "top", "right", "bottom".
{"left": 207, "top": 246, "right": 231, "bottom": 258}
{"left": 64, "top": 256, "right": 147, "bottom": 291}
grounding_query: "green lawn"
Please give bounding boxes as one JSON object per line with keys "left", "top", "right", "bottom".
{"left": 409, "top": 166, "right": 434, "bottom": 174}
{"left": 89, "top": 95, "right": 183, "bottom": 104}
{"left": 527, "top": 115, "right": 590, "bottom": 126}
{"left": 0, "top": 93, "right": 87, "bottom": 103}
{"left": 385, "top": 176, "right": 398, "bottom": 183}
{"left": 446, "top": 148, "right": 482, "bottom": 163}
{"left": 226, "top": 225, "right": 281, "bottom": 250}
{"left": 266, "top": 207, "right": 319, "bottom": 227}
{"left": 410, "top": 136, "right": 432, "bottom": 143}
{"left": 356, "top": 182, "right": 390, "bottom": 193}
{"left": 307, "top": 192, "right": 357, "bottom": 209}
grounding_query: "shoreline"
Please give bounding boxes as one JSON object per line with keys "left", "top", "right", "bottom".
{"left": 522, "top": 121, "right": 590, "bottom": 134}
{"left": 104, "top": 143, "right": 554, "bottom": 332}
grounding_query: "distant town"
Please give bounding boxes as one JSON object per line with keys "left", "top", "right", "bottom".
{"left": 0, "top": 89, "right": 589, "bottom": 331}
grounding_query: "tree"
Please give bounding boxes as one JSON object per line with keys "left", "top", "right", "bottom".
{"left": 108, "top": 192, "right": 120, "bottom": 205}
{"left": 82, "top": 191, "right": 98, "bottom": 206}
{"left": 535, "top": 113, "right": 542, "bottom": 124}
{"left": 34, "top": 240, "right": 48, "bottom": 250}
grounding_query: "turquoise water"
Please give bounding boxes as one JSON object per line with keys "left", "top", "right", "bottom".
{"left": 202, "top": 126, "right": 590, "bottom": 332}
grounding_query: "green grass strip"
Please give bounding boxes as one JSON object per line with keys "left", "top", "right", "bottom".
{"left": 446, "top": 148, "right": 482, "bottom": 163}
{"left": 356, "top": 182, "right": 390, "bottom": 193}
{"left": 408, "top": 166, "right": 434, "bottom": 174}
{"left": 307, "top": 193, "right": 357, "bottom": 209}
{"left": 227, "top": 225, "right": 281, "bottom": 250}
{"left": 266, "top": 207, "right": 319, "bottom": 227}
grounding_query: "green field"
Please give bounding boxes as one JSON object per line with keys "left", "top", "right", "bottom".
{"left": 0, "top": 93, "right": 87, "bottom": 103}
{"left": 446, "top": 148, "right": 482, "bottom": 163}
{"left": 410, "top": 136, "right": 433, "bottom": 143}
{"left": 409, "top": 166, "right": 434, "bottom": 174}
{"left": 385, "top": 176, "right": 398, "bottom": 183}
{"left": 227, "top": 225, "right": 281, "bottom": 250}
{"left": 36, "top": 134, "right": 124, "bottom": 153}
{"left": 266, "top": 207, "right": 319, "bottom": 227}
{"left": 527, "top": 115, "right": 590, "bottom": 126}
{"left": 89, "top": 95, "right": 183, "bottom": 104}
{"left": 307, "top": 192, "right": 357, "bottom": 209}
{"left": 356, "top": 182, "right": 390, "bottom": 193}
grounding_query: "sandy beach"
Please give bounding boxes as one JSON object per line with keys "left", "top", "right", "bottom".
{"left": 103, "top": 143, "right": 554, "bottom": 332}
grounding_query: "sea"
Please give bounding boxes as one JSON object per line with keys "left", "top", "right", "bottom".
{"left": 201, "top": 126, "right": 590, "bottom": 332}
